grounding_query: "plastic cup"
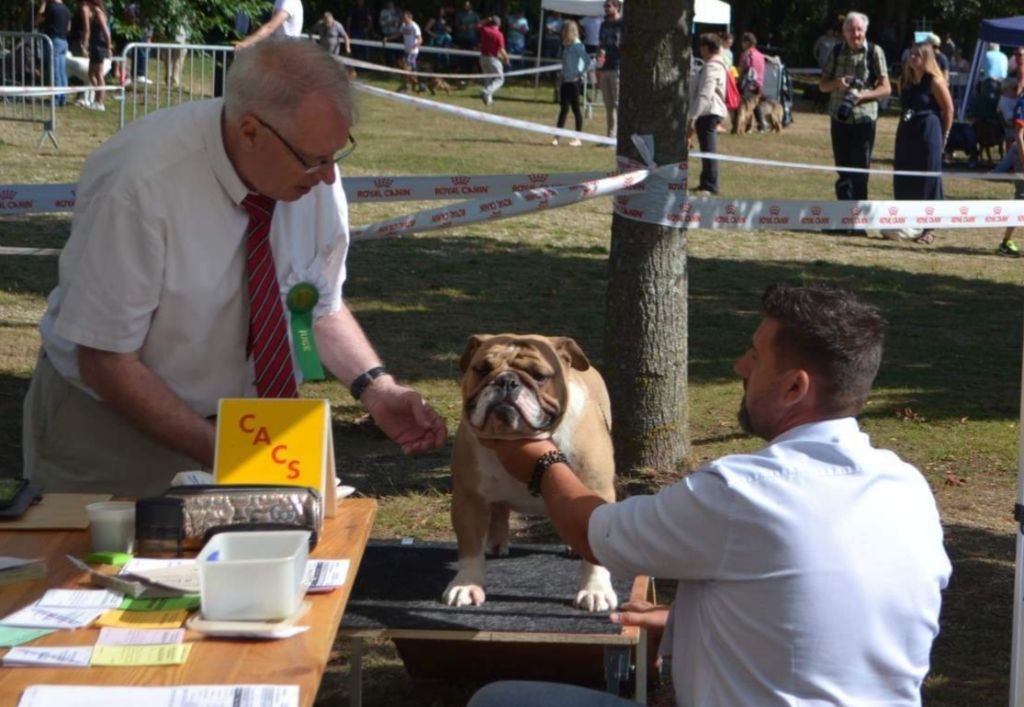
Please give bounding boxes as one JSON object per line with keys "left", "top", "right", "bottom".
{"left": 86, "top": 501, "right": 136, "bottom": 553}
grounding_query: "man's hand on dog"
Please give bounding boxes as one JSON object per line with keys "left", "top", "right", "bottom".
{"left": 362, "top": 378, "right": 447, "bottom": 454}
{"left": 477, "top": 437, "right": 560, "bottom": 484}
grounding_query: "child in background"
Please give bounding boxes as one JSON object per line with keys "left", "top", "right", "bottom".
{"left": 552, "top": 20, "right": 593, "bottom": 147}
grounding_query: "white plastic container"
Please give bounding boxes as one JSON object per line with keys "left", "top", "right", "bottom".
{"left": 197, "top": 530, "right": 310, "bottom": 621}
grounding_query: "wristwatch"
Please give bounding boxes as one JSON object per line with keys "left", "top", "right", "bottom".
{"left": 349, "top": 366, "right": 388, "bottom": 401}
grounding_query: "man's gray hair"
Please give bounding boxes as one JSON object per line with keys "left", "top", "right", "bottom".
{"left": 224, "top": 39, "right": 354, "bottom": 128}
{"left": 989, "top": 42, "right": 1001, "bottom": 51}
{"left": 843, "top": 11, "right": 869, "bottom": 30}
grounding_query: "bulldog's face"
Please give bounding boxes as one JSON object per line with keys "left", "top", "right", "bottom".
{"left": 459, "top": 334, "right": 590, "bottom": 440}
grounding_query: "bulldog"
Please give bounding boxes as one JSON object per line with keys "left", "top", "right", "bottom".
{"left": 443, "top": 334, "right": 618, "bottom": 612}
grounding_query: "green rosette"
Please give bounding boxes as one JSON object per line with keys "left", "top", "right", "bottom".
{"left": 286, "top": 282, "right": 325, "bottom": 381}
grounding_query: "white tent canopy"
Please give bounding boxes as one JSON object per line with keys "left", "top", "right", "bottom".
{"left": 533, "top": 0, "right": 731, "bottom": 87}
{"left": 540, "top": 0, "right": 731, "bottom": 24}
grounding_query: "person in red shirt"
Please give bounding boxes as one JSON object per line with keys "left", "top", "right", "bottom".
{"left": 478, "top": 16, "right": 509, "bottom": 106}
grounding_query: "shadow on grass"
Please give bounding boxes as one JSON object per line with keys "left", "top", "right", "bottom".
{"left": 0, "top": 374, "right": 30, "bottom": 477}
{"left": 2, "top": 233, "right": 1021, "bottom": 481}
{"left": 926, "top": 523, "right": 1014, "bottom": 707}
{"left": 345, "top": 235, "right": 1023, "bottom": 423}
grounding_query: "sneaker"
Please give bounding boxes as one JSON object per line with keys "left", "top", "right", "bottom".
{"left": 568, "top": 138, "right": 582, "bottom": 147}
{"left": 691, "top": 189, "right": 713, "bottom": 197}
{"left": 75, "top": 97, "right": 92, "bottom": 108}
{"left": 999, "top": 239, "right": 1022, "bottom": 257}
{"left": 479, "top": 91, "right": 488, "bottom": 106}
{"left": 87, "top": 102, "right": 105, "bottom": 112}
{"left": 551, "top": 137, "right": 559, "bottom": 146}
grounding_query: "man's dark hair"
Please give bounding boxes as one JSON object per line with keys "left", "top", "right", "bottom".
{"left": 742, "top": 32, "right": 757, "bottom": 46}
{"left": 761, "top": 283, "right": 885, "bottom": 417}
{"left": 699, "top": 33, "right": 722, "bottom": 53}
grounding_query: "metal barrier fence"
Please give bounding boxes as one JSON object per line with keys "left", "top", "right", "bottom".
{"left": 0, "top": 31, "right": 57, "bottom": 148}
{"left": 118, "top": 42, "right": 234, "bottom": 129}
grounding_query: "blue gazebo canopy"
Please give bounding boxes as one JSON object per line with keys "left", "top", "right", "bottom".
{"left": 978, "top": 16, "right": 1024, "bottom": 47}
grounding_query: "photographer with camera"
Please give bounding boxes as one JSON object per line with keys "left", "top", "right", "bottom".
{"left": 820, "top": 12, "right": 890, "bottom": 216}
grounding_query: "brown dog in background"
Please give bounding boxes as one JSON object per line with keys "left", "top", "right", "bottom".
{"left": 973, "top": 118, "right": 1005, "bottom": 165}
{"left": 396, "top": 56, "right": 452, "bottom": 95}
{"left": 735, "top": 95, "right": 783, "bottom": 134}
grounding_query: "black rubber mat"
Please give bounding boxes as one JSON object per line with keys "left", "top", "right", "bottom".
{"left": 341, "top": 540, "right": 634, "bottom": 635}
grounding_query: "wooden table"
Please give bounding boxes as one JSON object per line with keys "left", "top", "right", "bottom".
{"left": 0, "top": 497, "right": 377, "bottom": 707}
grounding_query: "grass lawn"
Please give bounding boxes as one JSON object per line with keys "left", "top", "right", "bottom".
{"left": 0, "top": 72, "right": 1021, "bottom": 705}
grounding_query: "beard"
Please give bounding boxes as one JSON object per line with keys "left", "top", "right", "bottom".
{"left": 737, "top": 397, "right": 755, "bottom": 436}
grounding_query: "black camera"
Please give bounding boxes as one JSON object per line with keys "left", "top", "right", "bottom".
{"left": 836, "top": 77, "right": 866, "bottom": 121}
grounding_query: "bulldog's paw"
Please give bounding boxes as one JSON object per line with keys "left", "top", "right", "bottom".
{"left": 574, "top": 564, "right": 618, "bottom": 612}
{"left": 574, "top": 585, "right": 619, "bottom": 612}
{"left": 443, "top": 575, "right": 487, "bottom": 607}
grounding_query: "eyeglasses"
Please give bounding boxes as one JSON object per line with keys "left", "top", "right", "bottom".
{"left": 254, "top": 116, "right": 357, "bottom": 174}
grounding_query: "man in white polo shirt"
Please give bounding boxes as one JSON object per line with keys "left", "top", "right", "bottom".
{"left": 468, "top": 283, "right": 951, "bottom": 707}
{"left": 22, "top": 40, "right": 446, "bottom": 496}
{"left": 237, "top": 0, "right": 304, "bottom": 48}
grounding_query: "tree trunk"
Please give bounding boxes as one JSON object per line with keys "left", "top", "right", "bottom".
{"left": 604, "top": 2, "right": 691, "bottom": 477}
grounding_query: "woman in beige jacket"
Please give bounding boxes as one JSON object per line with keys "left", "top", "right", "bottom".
{"left": 688, "top": 33, "right": 728, "bottom": 195}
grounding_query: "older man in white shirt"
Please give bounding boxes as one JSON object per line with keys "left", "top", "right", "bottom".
{"left": 468, "top": 283, "right": 951, "bottom": 707}
{"left": 23, "top": 40, "right": 446, "bottom": 496}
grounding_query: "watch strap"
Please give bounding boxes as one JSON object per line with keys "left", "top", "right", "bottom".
{"left": 349, "top": 366, "right": 388, "bottom": 400}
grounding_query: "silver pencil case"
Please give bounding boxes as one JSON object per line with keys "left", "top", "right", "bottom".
{"left": 161, "top": 485, "right": 322, "bottom": 549}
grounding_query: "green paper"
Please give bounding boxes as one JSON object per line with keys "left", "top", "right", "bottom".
{"left": 286, "top": 283, "right": 325, "bottom": 381}
{"left": 119, "top": 595, "right": 201, "bottom": 612}
{"left": 0, "top": 626, "right": 55, "bottom": 647}
{"left": 85, "top": 552, "right": 133, "bottom": 566}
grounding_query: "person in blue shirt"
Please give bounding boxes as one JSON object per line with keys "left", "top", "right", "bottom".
{"left": 551, "top": 21, "right": 593, "bottom": 147}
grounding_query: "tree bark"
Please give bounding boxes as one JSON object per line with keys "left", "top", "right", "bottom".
{"left": 604, "top": 1, "right": 691, "bottom": 477}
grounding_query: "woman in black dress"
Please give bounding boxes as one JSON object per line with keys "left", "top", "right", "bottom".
{"left": 893, "top": 42, "right": 953, "bottom": 244}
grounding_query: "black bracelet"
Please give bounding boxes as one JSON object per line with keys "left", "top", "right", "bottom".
{"left": 349, "top": 366, "right": 388, "bottom": 401}
{"left": 528, "top": 450, "right": 568, "bottom": 497}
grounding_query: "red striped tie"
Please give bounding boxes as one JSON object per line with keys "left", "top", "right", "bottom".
{"left": 242, "top": 194, "right": 298, "bottom": 398}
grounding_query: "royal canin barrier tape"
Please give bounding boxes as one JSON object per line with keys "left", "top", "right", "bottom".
{"left": 340, "top": 55, "right": 561, "bottom": 80}
{"left": 0, "top": 173, "right": 611, "bottom": 215}
{"left": 612, "top": 137, "right": 690, "bottom": 227}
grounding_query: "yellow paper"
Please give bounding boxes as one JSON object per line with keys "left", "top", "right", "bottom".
{"left": 95, "top": 609, "right": 188, "bottom": 629}
{"left": 90, "top": 643, "right": 192, "bottom": 666}
{"left": 214, "top": 398, "right": 329, "bottom": 491}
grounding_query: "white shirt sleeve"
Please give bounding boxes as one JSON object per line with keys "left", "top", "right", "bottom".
{"left": 588, "top": 465, "right": 735, "bottom": 581}
{"left": 53, "top": 190, "right": 164, "bottom": 353}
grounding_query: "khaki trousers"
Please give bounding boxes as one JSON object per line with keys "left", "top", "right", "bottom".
{"left": 23, "top": 352, "right": 200, "bottom": 497}
{"left": 598, "top": 69, "right": 619, "bottom": 138}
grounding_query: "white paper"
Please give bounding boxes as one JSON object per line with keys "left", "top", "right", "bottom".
{"left": 121, "top": 558, "right": 195, "bottom": 573}
{"left": 96, "top": 627, "right": 185, "bottom": 646}
{"left": 304, "top": 559, "right": 349, "bottom": 592}
{"left": 120, "top": 559, "right": 200, "bottom": 594}
{"left": 17, "top": 684, "right": 299, "bottom": 707}
{"left": 0, "top": 557, "right": 43, "bottom": 572}
{"left": 0, "top": 605, "right": 103, "bottom": 629}
{"left": 4, "top": 646, "right": 93, "bottom": 667}
{"left": 171, "top": 470, "right": 216, "bottom": 486}
{"left": 37, "top": 589, "right": 124, "bottom": 610}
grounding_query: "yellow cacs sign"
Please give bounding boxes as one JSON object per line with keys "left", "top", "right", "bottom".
{"left": 213, "top": 398, "right": 338, "bottom": 517}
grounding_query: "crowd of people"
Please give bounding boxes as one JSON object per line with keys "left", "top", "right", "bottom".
{"left": 26, "top": 3, "right": 1024, "bottom": 258}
